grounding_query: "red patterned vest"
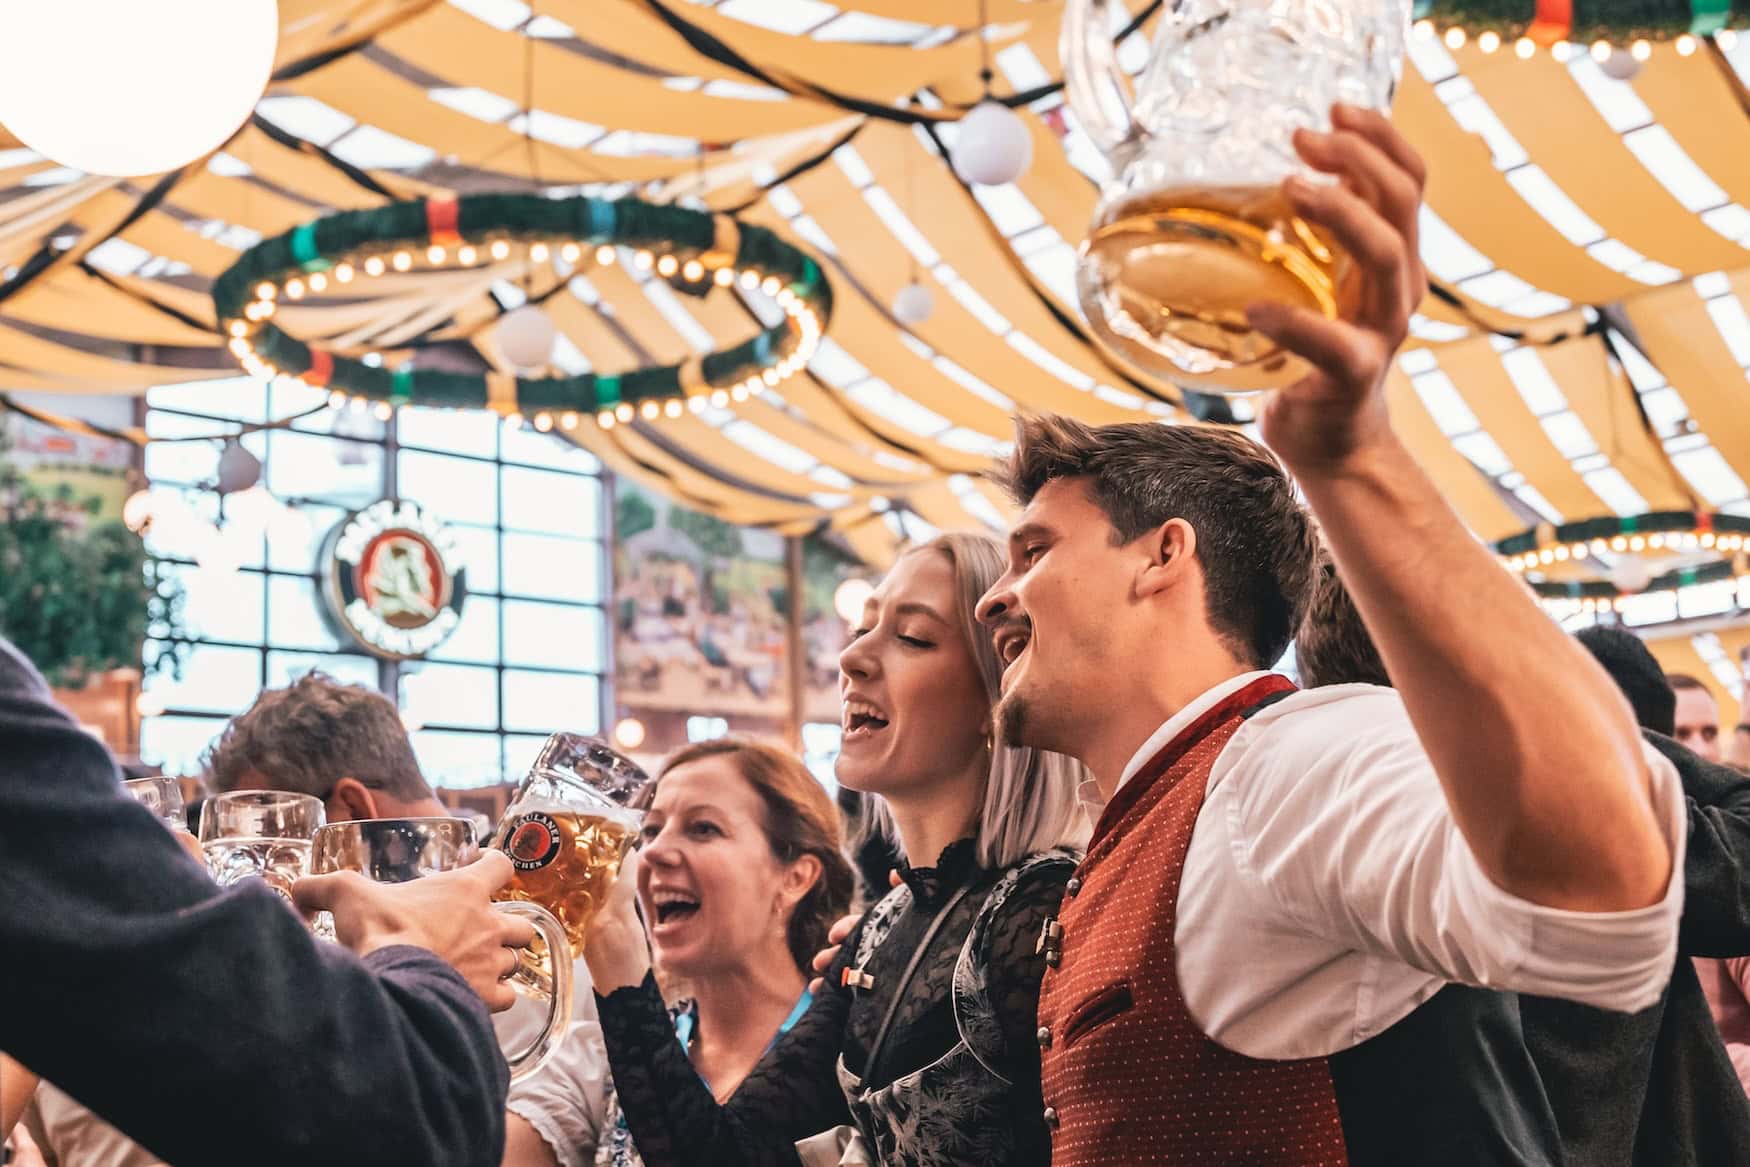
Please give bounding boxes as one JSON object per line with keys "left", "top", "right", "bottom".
{"left": 1038, "top": 675, "right": 1351, "bottom": 1166}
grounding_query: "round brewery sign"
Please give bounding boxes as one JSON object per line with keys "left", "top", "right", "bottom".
{"left": 322, "top": 500, "right": 466, "bottom": 660}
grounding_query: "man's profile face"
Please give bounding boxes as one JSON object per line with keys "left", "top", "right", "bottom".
{"left": 1673, "top": 686, "right": 1722, "bottom": 762}
{"left": 979, "top": 477, "right": 1136, "bottom": 760}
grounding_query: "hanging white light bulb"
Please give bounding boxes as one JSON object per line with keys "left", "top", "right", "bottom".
{"left": 497, "top": 305, "right": 557, "bottom": 370}
{"left": 949, "top": 101, "right": 1034, "bottom": 186}
{"left": 0, "top": 0, "right": 278, "bottom": 177}
{"left": 833, "top": 578, "right": 875, "bottom": 624}
{"left": 892, "top": 282, "right": 936, "bottom": 325}
{"left": 1610, "top": 557, "right": 1653, "bottom": 594}
{"left": 216, "top": 440, "right": 263, "bottom": 494}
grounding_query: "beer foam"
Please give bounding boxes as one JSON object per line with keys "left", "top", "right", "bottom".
{"left": 503, "top": 799, "right": 641, "bottom": 830}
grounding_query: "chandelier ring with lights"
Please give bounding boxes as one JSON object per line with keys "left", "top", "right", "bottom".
{"left": 211, "top": 194, "right": 832, "bottom": 432}
{"left": 1496, "top": 510, "right": 1750, "bottom": 610}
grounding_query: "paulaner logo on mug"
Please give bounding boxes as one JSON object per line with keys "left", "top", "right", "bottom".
{"left": 507, "top": 813, "right": 564, "bottom": 872}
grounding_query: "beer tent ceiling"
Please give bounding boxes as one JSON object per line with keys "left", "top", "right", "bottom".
{"left": 4, "top": 0, "right": 1750, "bottom": 582}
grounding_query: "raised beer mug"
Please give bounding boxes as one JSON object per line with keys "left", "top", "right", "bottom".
{"left": 490, "top": 733, "right": 649, "bottom": 956}
{"left": 199, "top": 790, "right": 324, "bottom": 902}
{"left": 1063, "top": 0, "right": 1409, "bottom": 393}
{"left": 311, "top": 817, "right": 574, "bottom": 1081}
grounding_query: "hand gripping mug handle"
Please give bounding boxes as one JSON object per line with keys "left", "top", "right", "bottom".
{"left": 494, "top": 901, "right": 575, "bottom": 1081}
{"left": 1061, "top": 0, "right": 1142, "bottom": 160}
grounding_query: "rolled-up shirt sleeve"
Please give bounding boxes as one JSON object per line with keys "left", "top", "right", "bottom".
{"left": 1230, "top": 688, "right": 1683, "bottom": 1016}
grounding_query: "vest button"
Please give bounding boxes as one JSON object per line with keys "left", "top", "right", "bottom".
{"left": 1036, "top": 1025, "right": 1052, "bottom": 1048}
{"left": 1066, "top": 877, "right": 1082, "bottom": 896}
{"left": 1043, "top": 1107, "right": 1059, "bottom": 1128}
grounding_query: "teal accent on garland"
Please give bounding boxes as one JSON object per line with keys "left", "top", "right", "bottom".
{"left": 211, "top": 193, "right": 832, "bottom": 427}
{"left": 1623, "top": 514, "right": 1640, "bottom": 532}
{"left": 290, "top": 224, "right": 331, "bottom": 273}
{"left": 586, "top": 199, "right": 616, "bottom": 240}
{"left": 1691, "top": 0, "right": 1730, "bottom": 33}
{"left": 1412, "top": 0, "right": 1746, "bottom": 38}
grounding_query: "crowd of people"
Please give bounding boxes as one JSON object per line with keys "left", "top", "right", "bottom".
{"left": 6, "top": 108, "right": 1750, "bottom": 1167}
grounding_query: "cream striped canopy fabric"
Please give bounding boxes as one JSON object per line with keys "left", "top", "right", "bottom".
{"left": 2, "top": 0, "right": 1749, "bottom": 576}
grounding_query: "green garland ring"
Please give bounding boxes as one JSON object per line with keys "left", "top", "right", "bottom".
{"left": 1494, "top": 509, "right": 1750, "bottom": 607}
{"left": 211, "top": 193, "right": 833, "bottom": 431}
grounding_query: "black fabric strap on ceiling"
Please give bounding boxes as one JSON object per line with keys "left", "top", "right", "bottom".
{"left": 249, "top": 113, "right": 399, "bottom": 200}
{"left": 0, "top": 165, "right": 186, "bottom": 309}
{"left": 635, "top": 0, "right": 1162, "bottom": 124}
{"left": 724, "top": 122, "right": 866, "bottom": 214}
{"left": 77, "top": 261, "right": 219, "bottom": 335}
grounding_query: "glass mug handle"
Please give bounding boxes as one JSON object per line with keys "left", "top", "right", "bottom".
{"left": 1062, "top": 0, "right": 1139, "bottom": 158}
{"left": 494, "top": 901, "right": 575, "bottom": 1081}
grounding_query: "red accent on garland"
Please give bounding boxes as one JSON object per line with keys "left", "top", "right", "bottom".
{"left": 1526, "top": 0, "right": 1573, "bottom": 44}
{"left": 1697, "top": 512, "right": 1714, "bottom": 534}
{"left": 425, "top": 198, "right": 462, "bottom": 247}
{"left": 305, "top": 348, "right": 334, "bottom": 387}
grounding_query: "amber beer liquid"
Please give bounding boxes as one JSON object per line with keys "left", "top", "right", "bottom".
{"left": 493, "top": 806, "right": 641, "bottom": 955}
{"left": 1078, "top": 184, "right": 1350, "bottom": 394}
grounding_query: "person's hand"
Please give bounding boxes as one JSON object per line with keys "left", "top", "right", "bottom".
{"left": 293, "top": 850, "right": 535, "bottom": 1011}
{"left": 5, "top": 1123, "right": 47, "bottom": 1167}
{"left": 580, "top": 848, "right": 651, "bottom": 994}
{"left": 1250, "top": 103, "right": 1428, "bottom": 476}
{"left": 808, "top": 911, "right": 864, "bottom": 995}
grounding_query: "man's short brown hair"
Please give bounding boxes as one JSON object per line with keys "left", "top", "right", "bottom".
{"left": 1296, "top": 558, "right": 1391, "bottom": 688}
{"left": 997, "top": 414, "right": 1319, "bottom": 668}
{"left": 204, "top": 671, "right": 432, "bottom": 801}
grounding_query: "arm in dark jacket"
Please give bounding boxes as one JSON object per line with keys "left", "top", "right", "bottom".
{"left": 1644, "top": 730, "right": 1750, "bottom": 958}
{"left": 0, "top": 638, "right": 508, "bottom": 1167}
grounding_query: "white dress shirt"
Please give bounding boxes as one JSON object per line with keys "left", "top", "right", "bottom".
{"left": 1119, "top": 675, "right": 1687, "bottom": 1061}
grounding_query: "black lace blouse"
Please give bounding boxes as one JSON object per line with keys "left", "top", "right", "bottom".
{"left": 593, "top": 839, "right": 1070, "bottom": 1167}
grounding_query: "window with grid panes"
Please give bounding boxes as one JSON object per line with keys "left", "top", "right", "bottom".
{"left": 140, "top": 375, "right": 609, "bottom": 789}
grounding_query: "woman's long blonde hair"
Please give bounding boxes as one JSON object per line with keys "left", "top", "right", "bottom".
{"left": 857, "top": 532, "right": 1090, "bottom": 868}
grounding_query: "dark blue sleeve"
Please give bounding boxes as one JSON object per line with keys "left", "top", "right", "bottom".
{"left": 1644, "top": 730, "right": 1750, "bottom": 958}
{"left": 0, "top": 638, "right": 508, "bottom": 1167}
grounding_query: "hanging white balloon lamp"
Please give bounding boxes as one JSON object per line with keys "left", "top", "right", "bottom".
{"left": 497, "top": 305, "right": 558, "bottom": 370}
{"left": 892, "top": 282, "right": 936, "bottom": 326}
{"left": 950, "top": 101, "right": 1033, "bottom": 186}
{"left": 0, "top": 0, "right": 279, "bottom": 177}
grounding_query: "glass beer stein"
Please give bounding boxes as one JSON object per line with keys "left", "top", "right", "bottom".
{"left": 489, "top": 733, "right": 650, "bottom": 956}
{"left": 311, "top": 817, "right": 574, "bottom": 1080}
{"left": 199, "top": 790, "right": 324, "bottom": 902}
{"left": 1063, "top": 0, "right": 1410, "bottom": 393}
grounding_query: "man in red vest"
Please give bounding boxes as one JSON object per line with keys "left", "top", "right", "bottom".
{"left": 974, "top": 106, "right": 1684, "bottom": 1165}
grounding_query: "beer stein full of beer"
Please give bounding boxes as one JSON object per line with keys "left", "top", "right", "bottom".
{"left": 490, "top": 733, "right": 649, "bottom": 955}
{"left": 1063, "top": 0, "right": 1409, "bottom": 393}
{"left": 311, "top": 817, "right": 574, "bottom": 1080}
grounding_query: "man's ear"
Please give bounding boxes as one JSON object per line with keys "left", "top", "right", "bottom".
{"left": 326, "top": 777, "right": 379, "bottom": 823}
{"left": 1136, "top": 518, "right": 1197, "bottom": 600}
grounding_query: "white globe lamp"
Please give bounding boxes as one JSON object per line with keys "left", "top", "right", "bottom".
{"left": 833, "top": 577, "right": 875, "bottom": 624}
{"left": 892, "top": 283, "right": 935, "bottom": 326}
{"left": 497, "top": 305, "right": 558, "bottom": 370}
{"left": 1610, "top": 557, "right": 1653, "bottom": 594}
{"left": 0, "top": 0, "right": 279, "bottom": 177}
{"left": 614, "top": 717, "right": 648, "bottom": 751}
{"left": 949, "top": 101, "right": 1034, "bottom": 186}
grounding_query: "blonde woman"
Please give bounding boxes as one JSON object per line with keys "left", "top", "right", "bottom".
{"left": 584, "top": 533, "right": 1090, "bottom": 1167}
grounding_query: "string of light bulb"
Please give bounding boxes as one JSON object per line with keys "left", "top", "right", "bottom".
{"left": 1408, "top": 11, "right": 1738, "bottom": 64}
{"left": 211, "top": 194, "right": 833, "bottom": 433}
{"left": 1495, "top": 511, "right": 1750, "bottom": 608}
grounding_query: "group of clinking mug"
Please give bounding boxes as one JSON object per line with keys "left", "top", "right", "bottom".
{"left": 5, "top": 110, "right": 1743, "bottom": 1167}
